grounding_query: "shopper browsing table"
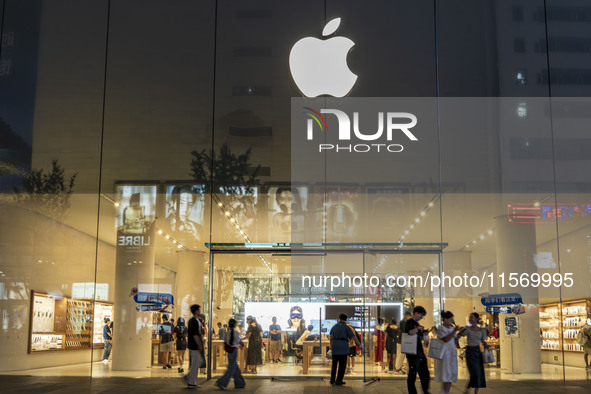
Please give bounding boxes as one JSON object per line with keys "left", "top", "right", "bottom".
{"left": 244, "top": 316, "right": 263, "bottom": 374}
{"left": 102, "top": 317, "right": 112, "bottom": 363}
{"left": 329, "top": 314, "right": 360, "bottom": 386}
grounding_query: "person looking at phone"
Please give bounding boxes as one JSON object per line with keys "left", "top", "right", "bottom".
{"left": 404, "top": 306, "right": 430, "bottom": 394}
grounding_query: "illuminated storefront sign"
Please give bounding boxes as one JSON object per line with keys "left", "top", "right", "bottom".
{"left": 507, "top": 203, "right": 591, "bottom": 223}
{"left": 289, "top": 18, "right": 357, "bottom": 98}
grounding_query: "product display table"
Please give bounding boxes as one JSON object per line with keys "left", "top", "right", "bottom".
{"left": 211, "top": 340, "right": 226, "bottom": 370}
{"left": 302, "top": 340, "right": 328, "bottom": 374}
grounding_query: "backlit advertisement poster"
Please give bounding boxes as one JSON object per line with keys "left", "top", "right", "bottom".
{"left": 307, "top": 186, "right": 359, "bottom": 242}
{"left": 244, "top": 301, "right": 403, "bottom": 333}
{"left": 244, "top": 302, "right": 325, "bottom": 333}
{"left": 267, "top": 186, "right": 307, "bottom": 241}
{"left": 116, "top": 185, "right": 157, "bottom": 239}
{"left": 164, "top": 185, "right": 205, "bottom": 247}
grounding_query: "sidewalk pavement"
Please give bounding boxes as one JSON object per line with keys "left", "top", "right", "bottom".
{"left": 1, "top": 375, "right": 590, "bottom": 393}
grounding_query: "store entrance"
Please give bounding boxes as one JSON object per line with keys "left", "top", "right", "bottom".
{"left": 206, "top": 243, "right": 443, "bottom": 381}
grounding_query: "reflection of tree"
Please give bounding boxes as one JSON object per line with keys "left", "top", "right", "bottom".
{"left": 190, "top": 143, "right": 260, "bottom": 195}
{"left": 232, "top": 276, "right": 290, "bottom": 315}
{"left": 13, "top": 160, "right": 77, "bottom": 219}
{"left": 191, "top": 144, "right": 260, "bottom": 236}
{"left": 0, "top": 117, "right": 30, "bottom": 177}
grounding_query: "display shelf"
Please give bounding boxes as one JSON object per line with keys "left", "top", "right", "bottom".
{"left": 28, "top": 290, "right": 114, "bottom": 354}
{"left": 538, "top": 299, "right": 590, "bottom": 360}
{"left": 92, "top": 301, "right": 114, "bottom": 348}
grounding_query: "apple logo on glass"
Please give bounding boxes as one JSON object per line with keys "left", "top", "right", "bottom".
{"left": 289, "top": 18, "right": 357, "bottom": 98}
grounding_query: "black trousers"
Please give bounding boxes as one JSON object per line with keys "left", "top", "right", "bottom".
{"left": 406, "top": 354, "right": 430, "bottom": 394}
{"left": 330, "top": 354, "right": 348, "bottom": 383}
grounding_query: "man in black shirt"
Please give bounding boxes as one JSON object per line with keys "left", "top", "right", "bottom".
{"left": 184, "top": 304, "right": 204, "bottom": 389}
{"left": 404, "top": 306, "right": 430, "bottom": 394}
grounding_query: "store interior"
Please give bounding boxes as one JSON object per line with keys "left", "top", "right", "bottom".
{"left": 1, "top": 189, "right": 590, "bottom": 381}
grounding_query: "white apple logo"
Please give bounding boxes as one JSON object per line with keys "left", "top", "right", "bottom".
{"left": 289, "top": 18, "right": 357, "bottom": 98}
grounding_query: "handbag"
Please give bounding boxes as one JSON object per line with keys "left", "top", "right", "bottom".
{"left": 224, "top": 330, "right": 236, "bottom": 353}
{"left": 400, "top": 333, "right": 417, "bottom": 355}
{"left": 482, "top": 348, "right": 495, "bottom": 363}
{"left": 427, "top": 338, "right": 446, "bottom": 359}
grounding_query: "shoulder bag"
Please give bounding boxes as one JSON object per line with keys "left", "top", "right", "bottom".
{"left": 224, "top": 329, "right": 236, "bottom": 353}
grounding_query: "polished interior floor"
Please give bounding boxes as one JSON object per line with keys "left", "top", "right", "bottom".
{"left": 3, "top": 355, "right": 590, "bottom": 382}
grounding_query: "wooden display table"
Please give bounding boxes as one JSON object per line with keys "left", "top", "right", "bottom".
{"left": 302, "top": 340, "right": 328, "bottom": 374}
{"left": 212, "top": 340, "right": 225, "bottom": 370}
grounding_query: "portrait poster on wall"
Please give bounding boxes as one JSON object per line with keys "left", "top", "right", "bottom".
{"left": 164, "top": 185, "right": 205, "bottom": 247}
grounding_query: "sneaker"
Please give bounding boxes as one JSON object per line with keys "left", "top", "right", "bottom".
{"left": 166, "top": 364, "right": 172, "bottom": 369}
{"left": 215, "top": 382, "right": 226, "bottom": 390}
{"left": 187, "top": 384, "right": 200, "bottom": 389}
{"left": 276, "top": 359, "right": 282, "bottom": 363}
{"left": 163, "top": 365, "right": 167, "bottom": 369}
{"left": 335, "top": 381, "right": 346, "bottom": 385}
{"left": 102, "top": 359, "right": 108, "bottom": 364}
{"left": 330, "top": 381, "right": 335, "bottom": 385}
{"left": 235, "top": 386, "right": 246, "bottom": 389}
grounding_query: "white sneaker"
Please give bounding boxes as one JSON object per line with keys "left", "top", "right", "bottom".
{"left": 102, "top": 359, "right": 108, "bottom": 364}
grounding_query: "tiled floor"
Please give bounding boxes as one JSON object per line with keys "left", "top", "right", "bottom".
{"left": 2, "top": 357, "right": 590, "bottom": 382}
{"left": 0, "top": 375, "right": 590, "bottom": 394}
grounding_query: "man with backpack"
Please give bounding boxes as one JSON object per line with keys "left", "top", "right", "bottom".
{"left": 578, "top": 319, "right": 591, "bottom": 370}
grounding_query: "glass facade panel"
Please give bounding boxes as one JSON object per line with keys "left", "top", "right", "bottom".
{"left": 0, "top": 0, "right": 589, "bottom": 386}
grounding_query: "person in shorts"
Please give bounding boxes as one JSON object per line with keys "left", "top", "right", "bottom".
{"left": 269, "top": 316, "right": 283, "bottom": 363}
{"left": 159, "top": 314, "right": 174, "bottom": 369}
{"left": 346, "top": 323, "right": 359, "bottom": 372}
{"left": 174, "top": 317, "right": 188, "bottom": 373}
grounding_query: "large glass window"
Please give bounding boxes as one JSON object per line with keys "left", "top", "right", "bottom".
{"left": 0, "top": 0, "right": 589, "bottom": 385}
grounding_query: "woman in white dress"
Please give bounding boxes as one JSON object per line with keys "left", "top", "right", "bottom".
{"left": 434, "top": 311, "right": 459, "bottom": 394}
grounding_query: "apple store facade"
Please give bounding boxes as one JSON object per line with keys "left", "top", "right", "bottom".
{"left": 1, "top": 0, "right": 591, "bottom": 384}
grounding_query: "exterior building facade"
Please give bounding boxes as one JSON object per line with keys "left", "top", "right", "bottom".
{"left": 0, "top": 0, "right": 590, "bottom": 382}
